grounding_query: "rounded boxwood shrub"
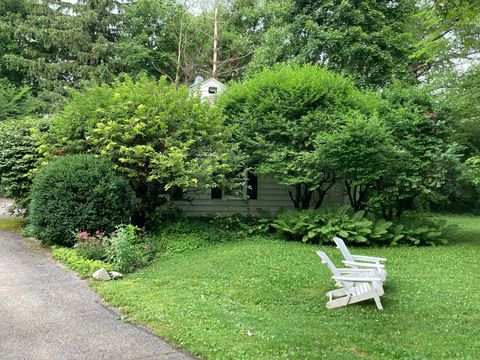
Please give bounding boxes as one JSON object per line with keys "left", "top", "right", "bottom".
{"left": 29, "top": 154, "right": 134, "bottom": 246}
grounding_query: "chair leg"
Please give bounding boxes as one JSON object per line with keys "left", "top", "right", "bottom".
{"left": 373, "top": 294, "right": 383, "bottom": 310}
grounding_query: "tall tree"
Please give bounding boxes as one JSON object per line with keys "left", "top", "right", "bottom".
{"left": 2, "top": 0, "right": 126, "bottom": 108}
{"left": 115, "top": 0, "right": 181, "bottom": 82}
{"left": 411, "top": 0, "right": 480, "bottom": 79}
{"left": 248, "top": 0, "right": 418, "bottom": 88}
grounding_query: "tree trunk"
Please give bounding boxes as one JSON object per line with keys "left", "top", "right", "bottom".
{"left": 174, "top": 21, "right": 183, "bottom": 86}
{"left": 212, "top": 0, "right": 220, "bottom": 78}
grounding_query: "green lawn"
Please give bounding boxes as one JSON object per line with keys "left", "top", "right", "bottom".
{"left": 0, "top": 217, "right": 27, "bottom": 232}
{"left": 93, "top": 215, "right": 480, "bottom": 359}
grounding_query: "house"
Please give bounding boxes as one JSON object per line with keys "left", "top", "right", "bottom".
{"left": 189, "top": 76, "right": 226, "bottom": 103}
{"left": 174, "top": 178, "right": 346, "bottom": 217}
{"left": 178, "top": 77, "right": 346, "bottom": 216}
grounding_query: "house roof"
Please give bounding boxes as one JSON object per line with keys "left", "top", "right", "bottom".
{"left": 189, "top": 77, "right": 225, "bottom": 89}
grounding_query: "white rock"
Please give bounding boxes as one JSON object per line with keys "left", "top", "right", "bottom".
{"left": 92, "top": 268, "right": 111, "bottom": 281}
{"left": 110, "top": 271, "right": 123, "bottom": 280}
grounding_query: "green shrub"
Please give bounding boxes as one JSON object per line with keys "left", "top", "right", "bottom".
{"left": 0, "top": 117, "right": 49, "bottom": 211}
{"left": 106, "top": 224, "right": 157, "bottom": 273}
{"left": 38, "top": 75, "right": 240, "bottom": 226}
{"left": 51, "top": 246, "right": 113, "bottom": 278}
{"left": 270, "top": 207, "right": 450, "bottom": 246}
{"left": 73, "top": 231, "right": 109, "bottom": 261}
{"left": 0, "top": 78, "right": 38, "bottom": 121}
{"left": 29, "top": 154, "right": 134, "bottom": 246}
{"left": 396, "top": 213, "right": 452, "bottom": 246}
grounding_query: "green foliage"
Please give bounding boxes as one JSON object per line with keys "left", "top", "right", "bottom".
{"left": 318, "top": 113, "right": 394, "bottom": 211}
{"left": 0, "top": 78, "right": 37, "bottom": 120}
{"left": 249, "top": 0, "right": 417, "bottom": 88}
{"left": 463, "top": 156, "right": 480, "bottom": 188}
{"left": 1, "top": 0, "right": 124, "bottom": 107}
{"left": 0, "top": 218, "right": 27, "bottom": 232}
{"left": 412, "top": 1, "right": 480, "bottom": 79}
{"left": 219, "top": 64, "right": 379, "bottom": 209}
{"left": 29, "top": 154, "right": 134, "bottom": 246}
{"left": 39, "top": 75, "right": 239, "bottom": 225}
{"left": 443, "top": 64, "right": 480, "bottom": 156}
{"left": 0, "top": 117, "right": 48, "bottom": 210}
{"left": 115, "top": 0, "right": 179, "bottom": 80}
{"left": 374, "top": 82, "right": 461, "bottom": 218}
{"left": 51, "top": 246, "right": 113, "bottom": 278}
{"left": 93, "top": 214, "right": 480, "bottom": 360}
{"left": 106, "top": 224, "right": 157, "bottom": 273}
{"left": 73, "top": 231, "right": 109, "bottom": 261}
{"left": 270, "top": 207, "right": 450, "bottom": 246}
{"left": 154, "top": 219, "right": 238, "bottom": 255}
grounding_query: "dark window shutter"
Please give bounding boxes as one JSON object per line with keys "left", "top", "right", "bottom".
{"left": 211, "top": 187, "right": 222, "bottom": 199}
{"left": 247, "top": 172, "right": 258, "bottom": 200}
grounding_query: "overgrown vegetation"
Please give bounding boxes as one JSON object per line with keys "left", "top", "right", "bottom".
{"left": 0, "top": 117, "right": 49, "bottom": 211}
{"left": 269, "top": 208, "right": 451, "bottom": 246}
{"left": 37, "top": 75, "right": 240, "bottom": 226}
{"left": 92, "top": 214, "right": 480, "bottom": 359}
{"left": 29, "top": 154, "right": 133, "bottom": 246}
{"left": 54, "top": 224, "right": 159, "bottom": 276}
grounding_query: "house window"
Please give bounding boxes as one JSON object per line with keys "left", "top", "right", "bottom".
{"left": 208, "top": 86, "right": 218, "bottom": 94}
{"left": 171, "top": 187, "right": 184, "bottom": 200}
{"left": 211, "top": 186, "right": 223, "bottom": 199}
{"left": 211, "top": 172, "right": 258, "bottom": 200}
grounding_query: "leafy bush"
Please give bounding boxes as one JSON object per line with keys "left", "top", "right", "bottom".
{"left": 219, "top": 65, "right": 379, "bottom": 210}
{"left": 29, "top": 154, "right": 134, "bottom": 246}
{"left": 106, "top": 224, "right": 157, "bottom": 273}
{"left": 51, "top": 246, "right": 113, "bottom": 278}
{"left": 0, "top": 117, "right": 49, "bottom": 211}
{"left": 38, "top": 75, "right": 240, "bottom": 226}
{"left": 269, "top": 207, "right": 450, "bottom": 246}
{"left": 0, "top": 78, "right": 38, "bottom": 121}
{"left": 396, "top": 214, "right": 452, "bottom": 246}
{"left": 73, "top": 231, "right": 109, "bottom": 261}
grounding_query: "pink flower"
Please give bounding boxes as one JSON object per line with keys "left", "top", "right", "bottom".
{"left": 79, "top": 231, "right": 88, "bottom": 240}
{"left": 143, "top": 245, "right": 150, "bottom": 251}
{"left": 95, "top": 230, "right": 102, "bottom": 235}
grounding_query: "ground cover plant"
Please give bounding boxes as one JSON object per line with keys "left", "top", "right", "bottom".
{"left": 268, "top": 207, "right": 453, "bottom": 246}
{"left": 92, "top": 214, "right": 480, "bottom": 359}
{"left": 51, "top": 246, "right": 113, "bottom": 278}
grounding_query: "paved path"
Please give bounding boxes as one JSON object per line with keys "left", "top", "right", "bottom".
{"left": 0, "top": 231, "right": 195, "bottom": 360}
{"left": 0, "top": 198, "right": 15, "bottom": 219}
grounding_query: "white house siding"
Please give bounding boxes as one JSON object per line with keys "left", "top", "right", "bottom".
{"left": 190, "top": 78, "right": 226, "bottom": 103}
{"left": 174, "top": 178, "right": 346, "bottom": 217}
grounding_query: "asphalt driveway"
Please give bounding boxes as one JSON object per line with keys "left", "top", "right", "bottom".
{"left": 0, "top": 230, "right": 195, "bottom": 360}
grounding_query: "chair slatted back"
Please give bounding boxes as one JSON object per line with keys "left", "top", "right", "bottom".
{"left": 333, "top": 237, "right": 353, "bottom": 262}
{"left": 316, "top": 251, "right": 341, "bottom": 278}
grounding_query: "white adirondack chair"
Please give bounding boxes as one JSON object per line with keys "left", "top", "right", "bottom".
{"left": 316, "top": 251, "right": 385, "bottom": 310}
{"left": 333, "top": 237, "right": 388, "bottom": 282}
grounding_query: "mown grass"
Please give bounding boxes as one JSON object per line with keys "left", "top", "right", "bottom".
{"left": 0, "top": 217, "right": 27, "bottom": 232}
{"left": 93, "top": 215, "right": 480, "bottom": 359}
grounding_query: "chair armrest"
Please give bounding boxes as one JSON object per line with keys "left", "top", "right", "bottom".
{"left": 342, "top": 260, "right": 385, "bottom": 269}
{"left": 337, "top": 268, "right": 373, "bottom": 274}
{"left": 352, "top": 254, "right": 387, "bottom": 263}
{"left": 332, "top": 275, "right": 382, "bottom": 283}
